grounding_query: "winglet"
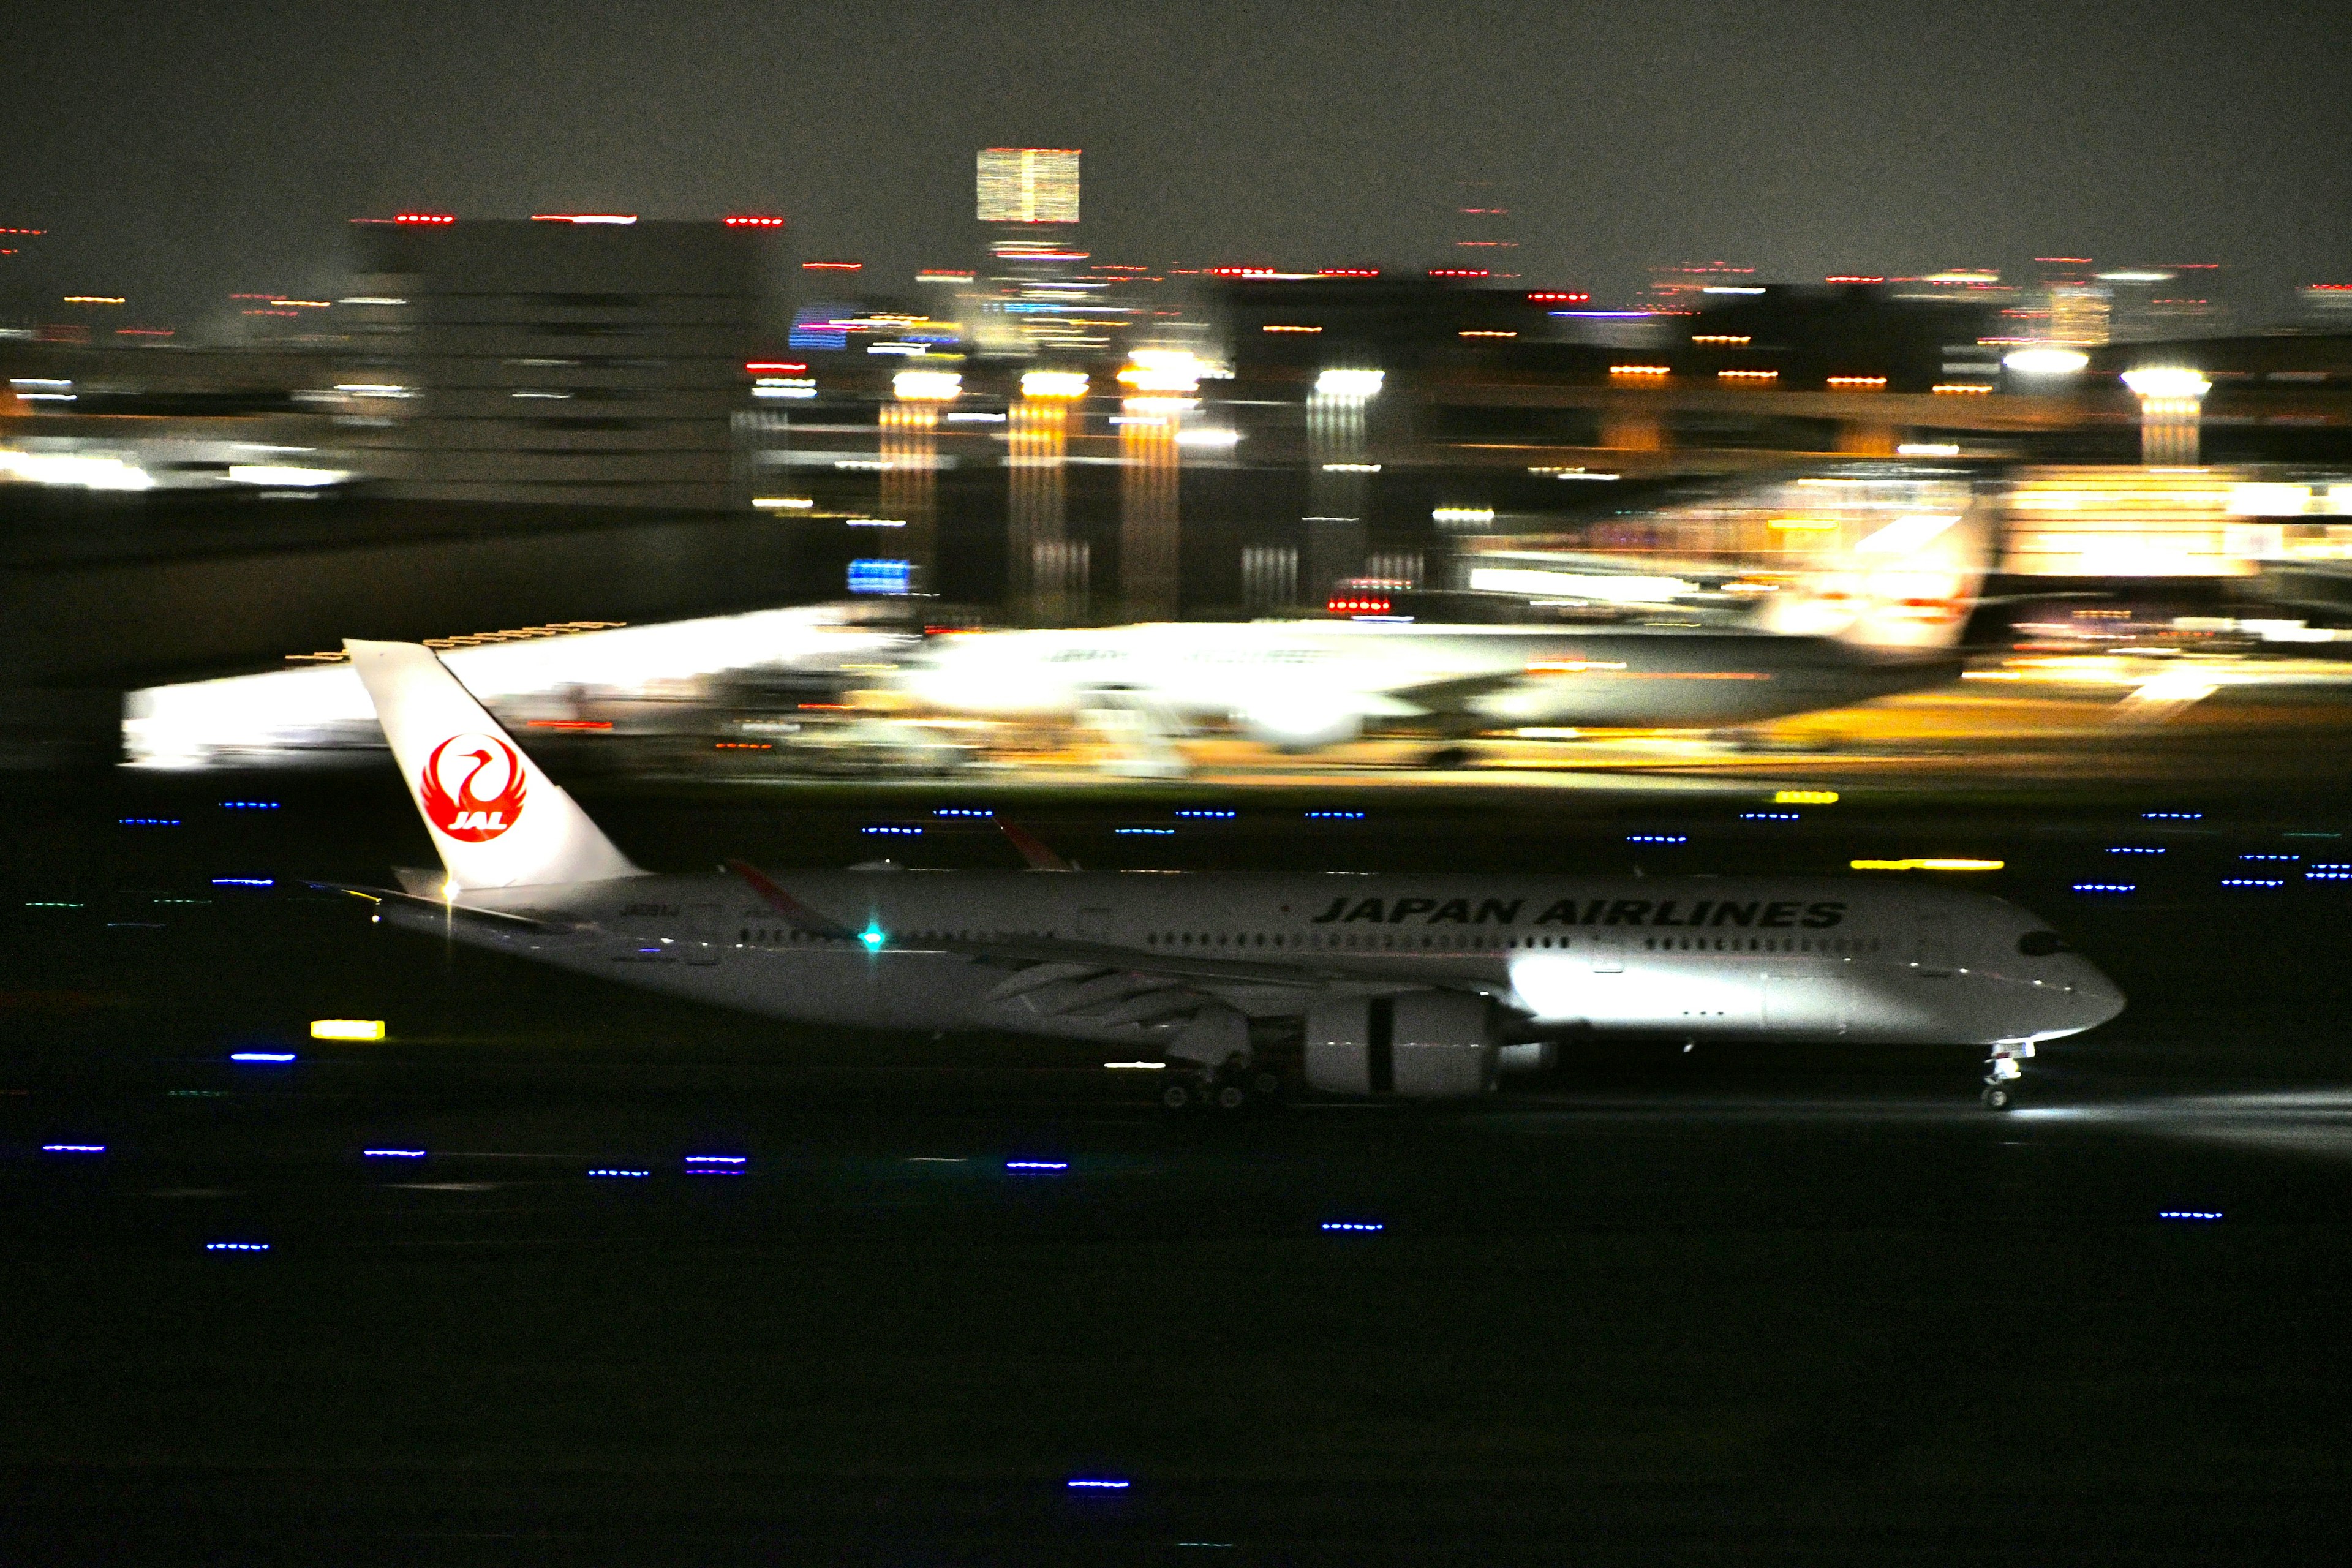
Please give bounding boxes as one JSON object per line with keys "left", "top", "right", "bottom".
{"left": 724, "top": 859, "right": 861, "bottom": 941}
{"left": 1000, "top": 821, "right": 1077, "bottom": 872}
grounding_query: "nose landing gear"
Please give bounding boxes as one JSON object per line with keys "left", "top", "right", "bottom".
{"left": 1980, "top": 1042, "right": 2034, "bottom": 1111}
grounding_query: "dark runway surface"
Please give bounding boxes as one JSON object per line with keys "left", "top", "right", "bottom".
{"left": 8, "top": 770, "right": 2352, "bottom": 1562}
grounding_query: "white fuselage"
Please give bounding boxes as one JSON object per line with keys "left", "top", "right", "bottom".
{"left": 392, "top": 871, "right": 2124, "bottom": 1053}
{"left": 894, "top": 620, "right": 1954, "bottom": 745}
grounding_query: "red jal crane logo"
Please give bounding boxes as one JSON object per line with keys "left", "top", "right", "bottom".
{"left": 420, "top": 734, "right": 527, "bottom": 842}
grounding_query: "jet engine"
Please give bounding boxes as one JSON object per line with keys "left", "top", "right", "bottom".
{"left": 1305, "top": 992, "right": 1499, "bottom": 1098}
{"left": 1234, "top": 694, "right": 1360, "bottom": 753}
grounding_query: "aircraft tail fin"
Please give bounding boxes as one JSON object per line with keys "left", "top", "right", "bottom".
{"left": 1759, "top": 500, "right": 1993, "bottom": 653}
{"left": 345, "top": 639, "right": 643, "bottom": 893}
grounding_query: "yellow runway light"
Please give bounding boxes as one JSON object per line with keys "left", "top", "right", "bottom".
{"left": 310, "top": 1019, "right": 386, "bottom": 1041}
{"left": 1850, "top": 859, "right": 2005, "bottom": 872}
{"left": 1774, "top": 789, "right": 1839, "bottom": 805}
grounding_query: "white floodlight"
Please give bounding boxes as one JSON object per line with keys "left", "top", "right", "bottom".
{"left": 892, "top": 369, "right": 962, "bottom": 401}
{"left": 1021, "top": 371, "right": 1090, "bottom": 399}
{"left": 1314, "top": 368, "right": 1385, "bottom": 398}
{"left": 2121, "top": 367, "right": 2211, "bottom": 400}
{"left": 2002, "top": 348, "right": 2090, "bottom": 375}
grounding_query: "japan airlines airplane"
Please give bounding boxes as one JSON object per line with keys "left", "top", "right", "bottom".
{"left": 895, "top": 506, "right": 1992, "bottom": 759}
{"left": 334, "top": 638, "right": 2121, "bottom": 1110}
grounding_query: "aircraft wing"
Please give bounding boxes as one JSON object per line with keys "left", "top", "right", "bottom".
{"left": 309, "top": 881, "right": 584, "bottom": 933}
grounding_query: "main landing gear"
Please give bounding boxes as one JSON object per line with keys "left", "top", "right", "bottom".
{"left": 1159, "top": 1065, "right": 1284, "bottom": 1112}
{"left": 1980, "top": 1042, "right": 2033, "bottom": 1112}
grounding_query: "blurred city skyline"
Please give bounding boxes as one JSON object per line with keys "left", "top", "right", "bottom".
{"left": 1, "top": 0, "right": 2345, "bottom": 328}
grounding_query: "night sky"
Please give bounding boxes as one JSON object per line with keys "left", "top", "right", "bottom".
{"left": 2, "top": 0, "right": 2345, "bottom": 326}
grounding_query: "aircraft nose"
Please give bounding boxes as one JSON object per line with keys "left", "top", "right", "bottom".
{"left": 2068, "top": 960, "right": 2127, "bottom": 1030}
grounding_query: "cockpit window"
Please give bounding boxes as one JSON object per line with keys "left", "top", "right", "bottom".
{"left": 2017, "top": 931, "right": 2068, "bottom": 957}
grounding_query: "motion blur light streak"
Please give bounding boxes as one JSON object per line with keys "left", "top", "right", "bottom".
{"left": 1850, "top": 859, "right": 2004, "bottom": 872}
{"left": 228, "top": 1052, "right": 296, "bottom": 1063}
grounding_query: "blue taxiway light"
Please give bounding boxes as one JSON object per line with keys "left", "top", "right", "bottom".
{"left": 1114, "top": 827, "right": 1174, "bottom": 835}
{"left": 206, "top": 1242, "right": 270, "bottom": 1252}
{"left": 2220, "top": 879, "right": 2285, "bottom": 889}
{"left": 934, "top": 808, "right": 994, "bottom": 817}
{"left": 2160, "top": 1210, "right": 2223, "bottom": 1221}
{"left": 229, "top": 1052, "right": 296, "bottom": 1063}
{"left": 1740, "top": 812, "right": 1800, "bottom": 821}
{"left": 684, "top": 1155, "right": 747, "bottom": 1164}
{"left": 2242, "top": 853, "right": 2301, "bottom": 862}
{"left": 587, "top": 1169, "right": 650, "bottom": 1178}
{"left": 862, "top": 825, "right": 922, "bottom": 835}
{"left": 2308, "top": 872, "right": 2352, "bottom": 881}
{"left": 1067, "top": 1479, "right": 1131, "bottom": 1490}
{"left": 1174, "top": 809, "right": 1235, "bottom": 819}
{"left": 2142, "top": 812, "right": 2203, "bottom": 821}
{"left": 1303, "top": 810, "right": 1366, "bottom": 820}
{"left": 362, "top": 1149, "right": 426, "bottom": 1159}
{"left": 119, "top": 818, "right": 181, "bottom": 827}
{"left": 2105, "top": 847, "right": 2164, "bottom": 856}
{"left": 2073, "top": 883, "right": 2136, "bottom": 894}
{"left": 1626, "top": 834, "right": 1687, "bottom": 845}
{"left": 41, "top": 1144, "right": 105, "bottom": 1154}
{"left": 211, "top": 877, "right": 275, "bottom": 886}
{"left": 1321, "top": 1221, "right": 1385, "bottom": 1232}
{"left": 221, "top": 801, "right": 281, "bottom": 810}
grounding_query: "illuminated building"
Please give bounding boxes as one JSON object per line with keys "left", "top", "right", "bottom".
{"left": 2304, "top": 284, "right": 2352, "bottom": 322}
{"left": 976, "top": 149, "right": 1080, "bottom": 225}
{"left": 341, "top": 218, "right": 785, "bottom": 508}
{"left": 1450, "top": 181, "right": 1519, "bottom": 279}
{"left": 1644, "top": 262, "right": 1757, "bottom": 312}
{"left": 970, "top": 148, "right": 1119, "bottom": 357}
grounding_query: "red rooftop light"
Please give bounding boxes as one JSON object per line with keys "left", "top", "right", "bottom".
{"left": 745, "top": 361, "right": 807, "bottom": 373}
{"left": 1428, "top": 268, "right": 1489, "bottom": 279}
{"left": 393, "top": 213, "right": 455, "bottom": 225}
{"left": 1317, "top": 268, "right": 1381, "bottom": 278}
{"left": 725, "top": 216, "right": 786, "bottom": 227}
{"left": 1528, "top": 291, "right": 1589, "bottom": 303}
